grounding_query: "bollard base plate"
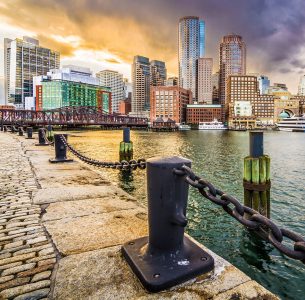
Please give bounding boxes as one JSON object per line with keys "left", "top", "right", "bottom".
{"left": 35, "top": 143, "right": 49, "bottom": 146}
{"left": 122, "top": 236, "right": 214, "bottom": 293}
{"left": 25, "top": 137, "right": 35, "bottom": 139}
{"left": 49, "top": 158, "right": 74, "bottom": 164}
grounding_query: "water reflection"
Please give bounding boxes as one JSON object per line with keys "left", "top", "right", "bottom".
{"left": 69, "top": 130, "right": 305, "bottom": 299}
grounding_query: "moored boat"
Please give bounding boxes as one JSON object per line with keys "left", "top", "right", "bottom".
{"left": 276, "top": 115, "right": 305, "bottom": 132}
{"left": 198, "top": 119, "right": 227, "bottom": 130}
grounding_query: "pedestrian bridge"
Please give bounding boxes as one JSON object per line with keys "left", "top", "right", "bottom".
{"left": 0, "top": 106, "right": 148, "bottom": 127}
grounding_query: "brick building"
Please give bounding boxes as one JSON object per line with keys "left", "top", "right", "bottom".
{"left": 150, "top": 86, "right": 192, "bottom": 124}
{"left": 186, "top": 104, "right": 222, "bottom": 124}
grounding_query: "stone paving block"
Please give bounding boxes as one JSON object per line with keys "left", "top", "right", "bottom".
{"left": 31, "top": 271, "right": 52, "bottom": 283}
{"left": 13, "top": 288, "right": 50, "bottom": 300}
{"left": 33, "top": 185, "right": 134, "bottom": 204}
{"left": 214, "top": 280, "right": 279, "bottom": 300}
{"left": 0, "top": 277, "right": 30, "bottom": 291}
{"left": 42, "top": 197, "right": 139, "bottom": 222}
{"left": 0, "top": 279, "right": 50, "bottom": 298}
{"left": 0, "top": 252, "right": 36, "bottom": 266}
{"left": 2, "top": 262, "right": 36, "bottom": 276}
{"left": 44, "top": 208, "right": 148, "bottom": 255}
{"left": 52, "top": 244, "right": 261, "bottom": 300}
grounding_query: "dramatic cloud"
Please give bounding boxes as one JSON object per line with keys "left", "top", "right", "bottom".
{"left": 1, "top": 0, "right": 305, "bottom": 92}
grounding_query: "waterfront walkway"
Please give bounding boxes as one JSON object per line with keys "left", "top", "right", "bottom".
{"left": 0, "top": 132, "right": 278, "bottom": 299}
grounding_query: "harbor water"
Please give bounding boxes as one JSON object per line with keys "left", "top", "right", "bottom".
{"left": 68, "top": 130, "right": 305, "bottom": 299}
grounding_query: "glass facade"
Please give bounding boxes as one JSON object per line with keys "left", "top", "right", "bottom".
{"left": 4, "top": 37, "right": 60, "bottom": 108}
{"left": 39, "top": 80, "right": 111, "bottom": 112}
{"left": 178, "top": 16, "right": 205, "bottom": 99}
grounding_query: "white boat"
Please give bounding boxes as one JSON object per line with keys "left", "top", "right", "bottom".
{"left": 178, "top": 124, "right": 191, "bottom": 130}
{"left": 276, "top": 115, "right": 305, "bottom": 132}
{"left": 198, "top": 119, "right": 227, "bottom": 130}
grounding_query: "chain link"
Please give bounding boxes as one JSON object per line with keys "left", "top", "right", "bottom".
{"left": 60, "top": 135, "right": 146, "bottom": 171}
{"left": 174, "top": 165, "right": 305, "bottom": 263}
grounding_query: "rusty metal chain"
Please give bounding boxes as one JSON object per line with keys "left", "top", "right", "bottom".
{"left": 60, "top": 135, "right": 146, "bottom": 171}
{"left": 174, "top": 165, "right": 305, "bottom": 263}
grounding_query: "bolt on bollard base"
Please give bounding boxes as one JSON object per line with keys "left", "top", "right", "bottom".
{"left": 49, "top": 134, "right": 73, "bottom": 163}
{"left": 122, "top": 156, "right": 214, "bottom": 293}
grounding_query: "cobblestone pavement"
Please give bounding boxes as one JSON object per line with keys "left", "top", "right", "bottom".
{"left": 0, "top": 133, "right": 56, "bottom": 300}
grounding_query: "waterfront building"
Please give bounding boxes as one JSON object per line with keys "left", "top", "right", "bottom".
{"left": 212, "top": 72, "right": 220, "bottom": 104}
{"left": 273, "top": 96, "right": 301, "bottom": 121}
{"left": 258, "top": 75, "right": 270, "bottom": 95}
{"left": 131, "top": 56, "right": 151, "bottom": 114}
{"left": 123, "top": 78, "right": 132, "bottom": 98}
{"left": 150, "top": 60, "right": 167, "bottom": 86}
{"left": 150, "top": 86, "right": 192, "bottom": 124}
{"left": 219, "top": 34, "right": 246, "bottom": 112}
{"left": 297, "top": 75, "right": 305, "bottom": 96}
{"left": 178, "top": 16, "right": 205, "bottom": 100}
{"left": 197, "top": 58, "right": 213, "bottom": 104}
{"left": 227, "top": 75, "right": 274, "bottom": 126}
{"left": 4, "top": 36, "right": 60, "bottom": 108}
{"left": 186, "top": 104, "right": 222, "bottom": 124}
{"left": 165, "top": 77, "right": 178, "bottom": 87}
{"left": 96, "top": 70, "right": 124, "bottom": 113}
{"left": 118, "top": 99, "right": 131, "bottom": 115}
{"left": 234, "top": 101, "right": 252, "bottom": 116}
{"left": 33, "top": 65, "right": 111, "bottom": 111}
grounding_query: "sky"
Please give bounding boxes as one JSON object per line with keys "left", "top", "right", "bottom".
{"left": 1, "top": 0, "right": 305, "bottom": 102}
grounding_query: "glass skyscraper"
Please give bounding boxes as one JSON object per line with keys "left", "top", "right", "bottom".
{"left": 4, "top": 36, "right": 60, "bottom": 108}
{"left": 178, "top": 16, "right": 205, "bottom": 99}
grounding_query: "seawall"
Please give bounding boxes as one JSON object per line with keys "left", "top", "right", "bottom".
{"left": 0, "top": 132, "right": 278, "bottom": 299}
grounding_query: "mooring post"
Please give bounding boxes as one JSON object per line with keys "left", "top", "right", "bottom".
{"left": 35, "top": 128, "right": 49, "bottom": 146}
{"left": 243, "top": 131, "right": 271, "bottom": 218}
{"left": 47, "top": 124, "right": 54, "bottom": 142}
{"left": 119, "top": 127, "right": 133, "bottom": 161}
{"left": 26, "top": 127, "right": 34, "bottom": 139}
{"left": 0, "top": 121, "right": 3, "bottom": 132}
{"left": 18, "top": 127, "right": 24, "bottom": 136}
{"left": 4, "top": 126, "right": 7, "bottom": 132}
{"left": 49, "top": 134, "right": 73, "bottom": 163}
{"left": 122, "top": 156, "right": 214, "bottom": 292}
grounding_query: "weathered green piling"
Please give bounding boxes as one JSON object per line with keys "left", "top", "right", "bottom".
{"left": 119, "top": 127, "right": 133, "bottom": 162}
{"left": 243, "top": 132, "right": 271, "bottom": 218}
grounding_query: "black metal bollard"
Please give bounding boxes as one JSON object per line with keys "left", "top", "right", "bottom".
{"left": 35, "top": 128, "right": 49, "bottom": 146}
{"left": 4, "top": 126, "right": 7, "bottom": 132}
{"left": 122, "top": 156, "right": 214, "bottom": 292}
{"left": 18, "top": 127, "right": 24, "bottom": 136}
{"left": 0, "top": 121, "right": 3, "bottom": 132}
{"left": 49, "top": 134, "right": 73, "bottom": 163}
{"left": 26, "top": 127, "right": 34, "bottom": 139}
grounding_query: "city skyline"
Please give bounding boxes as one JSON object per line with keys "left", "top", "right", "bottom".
{"left": 1, "top": 0, "right": 305, "bottom": 102}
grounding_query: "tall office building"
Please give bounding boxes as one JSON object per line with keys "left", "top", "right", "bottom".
{"left": 131, "top": 56, "right": 150, "bottom": 114}
{"left": 165, "top": 77, "right": 178, "bottom": 86}
{"left": 150, "top": 60, "right": 167, "bottom": 86}
{"left": 178, "top": 16, "right": 205, "bottom": 99}
{"left": 298, "top": 75, "right": 305, "bottom": 96}
{"left": 131, "top": 56, "right": 166, "bottom": 115}
{"left": 197, "top": 58, "right": 213, "bottom": 103}
{"left": 258, "top": 75, "right": 270, "bottom": 95}
{"left": 219, "top": 34, "right": 246, "bottom": 110}
{"left": 212, "top": 72, "right": 220, "bottom": 103}
{"left": 4, "top": 36, "right": 60, "bottom": 108}
{"left": 96, "top": 70, "right": 124, "bottom": 113}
